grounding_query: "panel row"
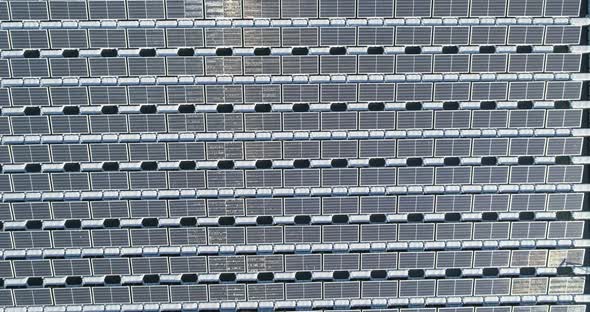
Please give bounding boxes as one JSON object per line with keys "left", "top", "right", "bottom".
{"left": 0, "top": 192, "right": 582, "bottom": 221}
{"left": 0, "top": 109, "right": 582, "bottom": 134}
{"left": 0, "top": 82, "right": 583, "bottom": 108}
{"left": 0, "top": 277, "right": 585, "bottom": 306}
{"left": 0, "top": 26, "right": 583, "bottom": 50}
{"left": 0, "top": 249, "right": 584, "bottom": 277}
{"left": 0, "top": 164, "right": 584, "bottom": 191}
{"left": 1, "top": 54, "right": 584, "bottom": 79}
{"left": 0, "top": 0, "right": 581, "bottom": 21}
{"left": 0, "top": 137, "right": 584, "bottom": 163}
{"left": 0, "top": 221, "right": 584, "bottom": 249}
{"left": 259, "top": 308, "right": 582, "bottom": 312}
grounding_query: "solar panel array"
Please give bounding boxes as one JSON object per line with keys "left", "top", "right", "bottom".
{"left": 0, "top": 0, "right": 587, "bottom": 310}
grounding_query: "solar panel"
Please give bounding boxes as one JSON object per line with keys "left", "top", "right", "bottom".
{"left": 474, "top": 279, "right": 511, "bottom": 295}
{"left": 508, "top": 0, "right": 543, "bottom": 16}
{"left": 396, "top": 27, "right": 433, "bottom": 45}
{"left": 127, "top": 29, "right": 166, "bottom": 48}
{"left": 205, "top": 199, "right": 242, "bottom": 217}
{"left": 396, "top": 0, "right": 432, "bottom": 17}
{"left": 285, "top": 282, "right": 322, "bottom": 299}
{"left": 49, "top": 29, "right": 88, "bottom": 49}
{"left": 131, "top": 285, "right": 170, "bottom": 303}
{"left": 473, "top": 250, "right": 510, "bottom": 267}
{"left": 398, "top": 195, "right": 435, "bottom": 213}
{"left": 12, "top": 231, "right": 51, "bottom": 248}
{"left": 166, "top": 0, "right": 203, "bottom": 18}
{"left": 434, "top": 54, "right": 470, "bottom": 73}
{"left": 88, "top": 0, "right": 126, "bottom": 19}
{"left": 470, "top": 26, "right": 507, "bottom": 45}
{"left": 12, "top": 202, "right": 51, "bottom": 220}
{"left": 170, "top": 285, "right": 208, "bottom": 302}
{"left": 399, "top": 280, "right": 436, "bottom": 297}
{"left": 319, "top": 0, "right": 356, "bottom": 17}
{"left": 53, "top": 288, "right": 92, "bottom": 305}
{"left": 247, "top": 227, "right": 284, "bottom": 243}
{"left": 13, "top": 289, "right": 52, "bottom": 306}
{"left": 358, "top": 27, "right": 395, "bottom": 46}
{"left": 544, "top": 0, "right": 581, "bottom": 16}
{"left": 247, "top": 284, "right": 285, "bottom": 300}
{"left": 436, "top": 251, "right": 473, "bottom": 268}
{"left": 361, "top": 252, "right": 398, "bottom": 270}
{"left": 508, "top": 54, "right": 545, "bottom": 72}
{"left": 166, "top": 28, "right": 204, "bottom": 48}
{"left": 208, "top": 284, "right": 246, "bottom": 301}
{"left": 435, "top": 195, "right": 472, "bottom": 212}
{"left": 437, "top": 279, "right": 474, "bottom": 296}
{"left": 93, "top": 287, "right": 131, "bottom": 304}
{"left": 433, "top": 0, "right": 469, "bottom": 16}
{"left": 398, "top": 224, "right": 435, "bottom": 241}
{"left": 13, "top": 260, "right": 52, "bottom": 277}
{"left": 52, "top": 259, "right": 91, "bottom": 276}
{"left": 9, "top": 1, "right": 48, "bottom": 20}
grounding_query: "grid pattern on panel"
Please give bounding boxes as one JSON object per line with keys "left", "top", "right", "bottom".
{"left": 0, "top": 0, "right": 587, "bottom": 310}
